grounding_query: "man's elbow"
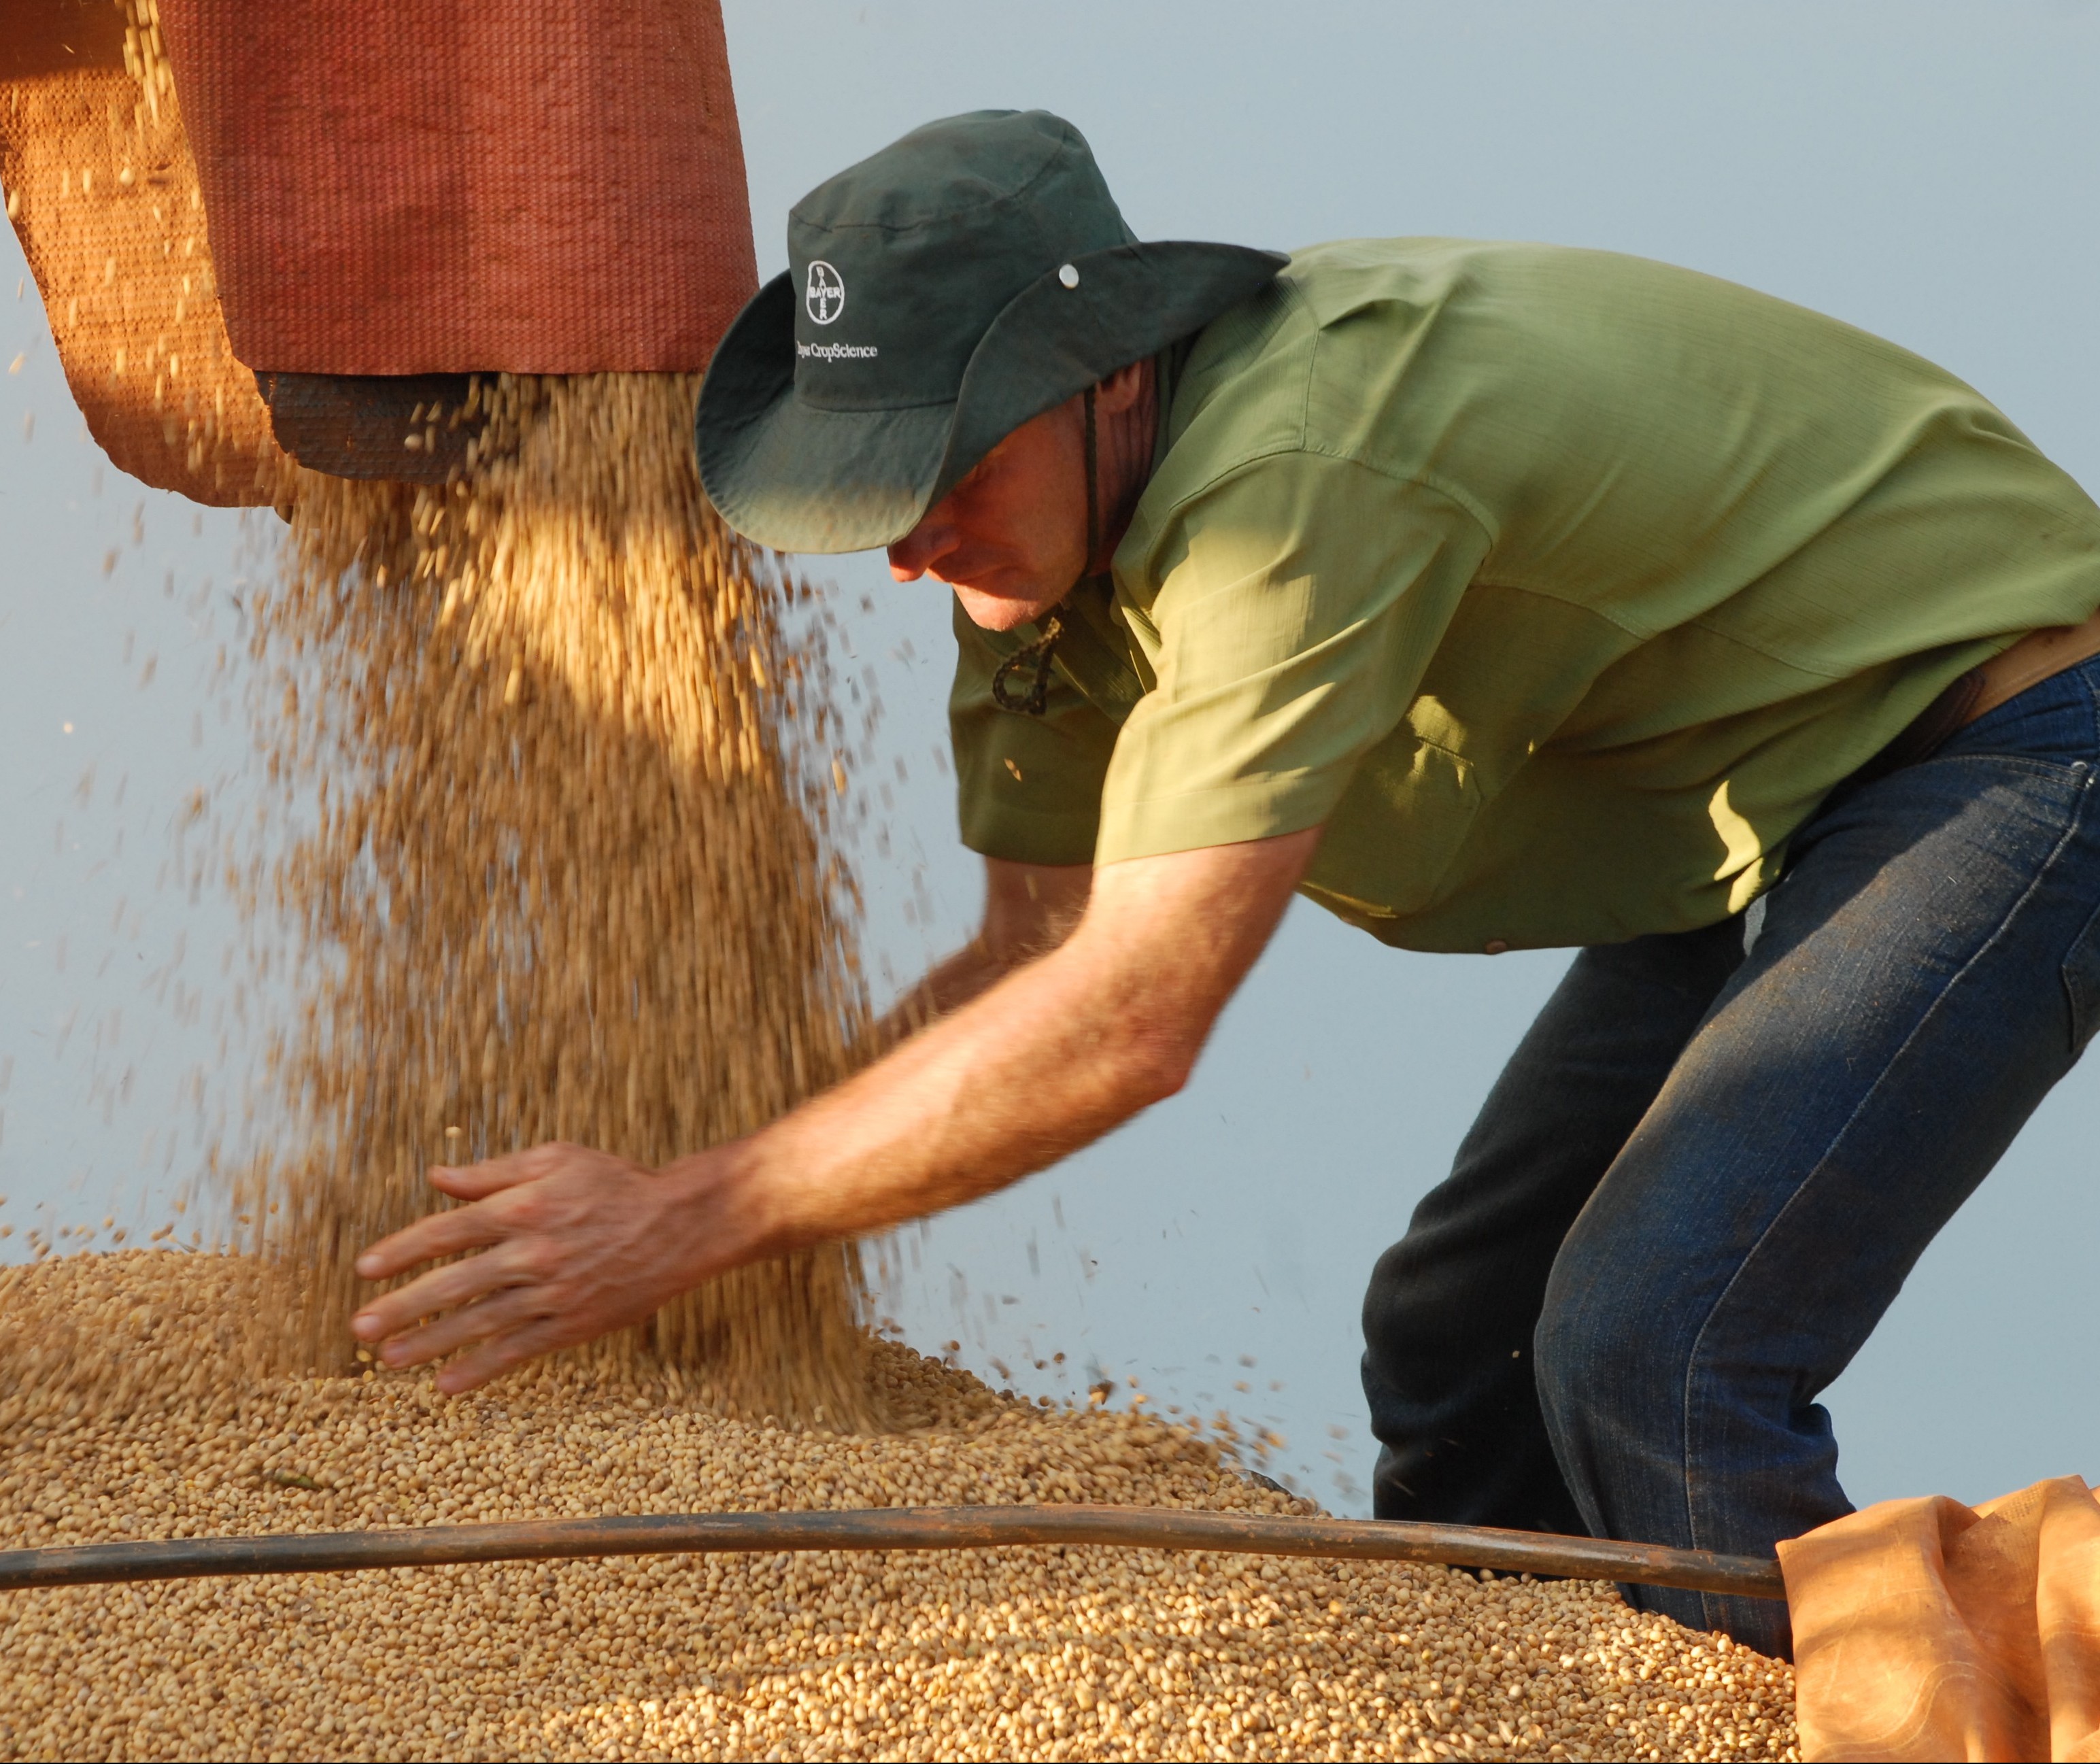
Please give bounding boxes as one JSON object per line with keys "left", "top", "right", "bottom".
{"left": 1134, "top": 1055, "right": 1195, "bottom": 1108}
{"left": 1118, "top": 1019, "right": 1204, "bottom": 1108}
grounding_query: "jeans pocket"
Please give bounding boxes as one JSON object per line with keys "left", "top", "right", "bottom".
{"left": 2062, "top": 896, "right": 2100, "bottom": 1055}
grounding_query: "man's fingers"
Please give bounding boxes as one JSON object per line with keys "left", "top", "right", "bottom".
{"left": 427, "top": 1146, "right": 568, "bottom": 1202}
{"left": 354, "top": 1145, "right": 581, "bottom": 1281}
{"left": 353, "top": 1194, "right": 515, "bottom": 1283}
{"left": 374, "top": 1285, "right": 547, "bottom": 1371}
{"left": 341, "top": 1140, "right": 677, "bottom": 1391}
{"left": 351, "top": 1238, "right": 540, "bottom": 1344}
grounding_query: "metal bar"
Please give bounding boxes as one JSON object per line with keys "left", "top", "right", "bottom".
{"left": 0, "top": 1506, "right": 1786, "bottom": 1599}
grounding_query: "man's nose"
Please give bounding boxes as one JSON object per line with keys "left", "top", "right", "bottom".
{"left": 888, "top": 511, "right": 958, "bottom": 582}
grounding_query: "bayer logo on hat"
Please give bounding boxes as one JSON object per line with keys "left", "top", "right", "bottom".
{"left": 805, "top": 260, "right": 846, "bottom": 326}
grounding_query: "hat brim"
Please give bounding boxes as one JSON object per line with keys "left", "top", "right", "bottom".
{"left": 697, "top": 243, "right": 1287, "bottom": 555}
{"left": 694, "top": 272, "right": 955, "bottom": 554}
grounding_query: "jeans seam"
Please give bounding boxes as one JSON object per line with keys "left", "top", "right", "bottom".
{"left": 1672, "top": 757, "right": 2097, "bottom": 1618}
{"left": 2055, "top": 666, "right": 2100, "bottom": 1049}
{"left": 1922, "top": 751, "right": 2091, "bottom": 782}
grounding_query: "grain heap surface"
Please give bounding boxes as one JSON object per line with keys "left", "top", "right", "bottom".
{"left": 228, "top": 370, "right": 875, "bottom": 1419}
{"left": 0, "top": 1253, "right": 1798, "bottom": 1764}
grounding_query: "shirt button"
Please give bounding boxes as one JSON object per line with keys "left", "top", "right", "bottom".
{"left": 1484, "top": 939, "right": 1509, "bottom": 955}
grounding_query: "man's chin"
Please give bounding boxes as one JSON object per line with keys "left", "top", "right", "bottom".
{"left": 949, "top": 583, "right": 1062, "bottom": 633}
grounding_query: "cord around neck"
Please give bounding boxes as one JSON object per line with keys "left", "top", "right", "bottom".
{"left": 989, "top": 386, "right": 1095, "bottom": 717}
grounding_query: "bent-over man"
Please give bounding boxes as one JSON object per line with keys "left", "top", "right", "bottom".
{"left": 352, "top": 110, "right": 2100, "bottom": 1656}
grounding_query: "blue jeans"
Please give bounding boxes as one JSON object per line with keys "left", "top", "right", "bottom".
{"left": 1361, "top": 653, "right": 2100, "bottom": 1658}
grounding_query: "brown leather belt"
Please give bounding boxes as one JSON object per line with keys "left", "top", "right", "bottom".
{"left": 1971, "top": 606, "right": 2100, "bottom": 722}
{"left": 1866, "top": 607, "right": 2100, "bottom": 781}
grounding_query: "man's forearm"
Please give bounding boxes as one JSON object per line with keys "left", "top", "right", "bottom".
{"left": 670, "top": 830, "right": 1321, "bottom": 1264}
{"left": 685, "top": 932, "right": 1176, "bottom": 1257}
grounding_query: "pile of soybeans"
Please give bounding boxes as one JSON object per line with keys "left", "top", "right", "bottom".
{"left": 0, "top": 1253, "right": 1798, "bottom": 1763}
{"left": 0, "top": 354, "right": 1806, "bottom": 1764}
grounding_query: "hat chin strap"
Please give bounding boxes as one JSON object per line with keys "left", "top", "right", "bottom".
{"left": 989, "top": 385, "right": 1095, "bottom": 717}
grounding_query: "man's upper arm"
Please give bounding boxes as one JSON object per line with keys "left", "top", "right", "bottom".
{"left": 981, "top": 856, "right": 1092, "bottom": 964}
{"left": 949, "top": 598, "right": 1119, "bottom": 866}
{"left": 1098, "top": 454, "right": 1492, "bottom": 866}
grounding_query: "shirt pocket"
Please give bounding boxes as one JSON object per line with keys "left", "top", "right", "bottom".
{"left": 1302, "top": 733, "right": 1482, "bottom": 920}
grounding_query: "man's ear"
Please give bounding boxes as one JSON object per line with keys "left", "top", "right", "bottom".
{"left": 1094, "top": 358, "right": 1151, "bottom": 415}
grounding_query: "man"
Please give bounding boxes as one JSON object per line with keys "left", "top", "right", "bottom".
{"left": 351, "top": 110, "right": 2100, "bottom": 1656}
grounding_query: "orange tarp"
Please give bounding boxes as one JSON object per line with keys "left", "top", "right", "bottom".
{"left": 1782, "top": 1476, "right": 2100, "bottom": 1762}
{"left": 3, "top": 0, "right": 758, "bottom": 498}
{"left": 0, "top": 0, "right": 282, "bottom": 504}
{"left": 149, "top": 0, "right": 758, "bottom": 377}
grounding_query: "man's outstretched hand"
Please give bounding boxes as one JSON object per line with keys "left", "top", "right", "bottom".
{"left": 346, "top": 830, "right": 1320, "bottom": 1397}
{"left": 349, "top": 1144, "right": 747, "bottom": 1395}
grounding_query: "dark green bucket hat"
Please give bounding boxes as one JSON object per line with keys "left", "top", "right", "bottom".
{"left": 696, "top": 109, "right": 1286, "bottom": 554}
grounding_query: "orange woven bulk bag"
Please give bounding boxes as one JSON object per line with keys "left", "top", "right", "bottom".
{"left": 152, "top": 0, "right": 758, "bottom": 378}
{"left": 0, "top": 0, "right": 284, "bottom": 505}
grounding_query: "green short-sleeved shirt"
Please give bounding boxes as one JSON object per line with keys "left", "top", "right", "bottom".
{"left": 950, "top": 239, "right": 2100, "bottom": 952}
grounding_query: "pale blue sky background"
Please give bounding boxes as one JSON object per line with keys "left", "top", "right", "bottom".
{"left": 3, "top": 1, "right": 2098, "bottom": 1512}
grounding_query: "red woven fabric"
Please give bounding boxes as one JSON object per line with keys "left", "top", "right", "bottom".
{"left": 153, "top": 1, "right": 757, "bottom": 376}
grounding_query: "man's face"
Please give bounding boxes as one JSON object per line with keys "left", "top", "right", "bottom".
{"left": 886, "top": 397, "right": 1086, "bottom": 632}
